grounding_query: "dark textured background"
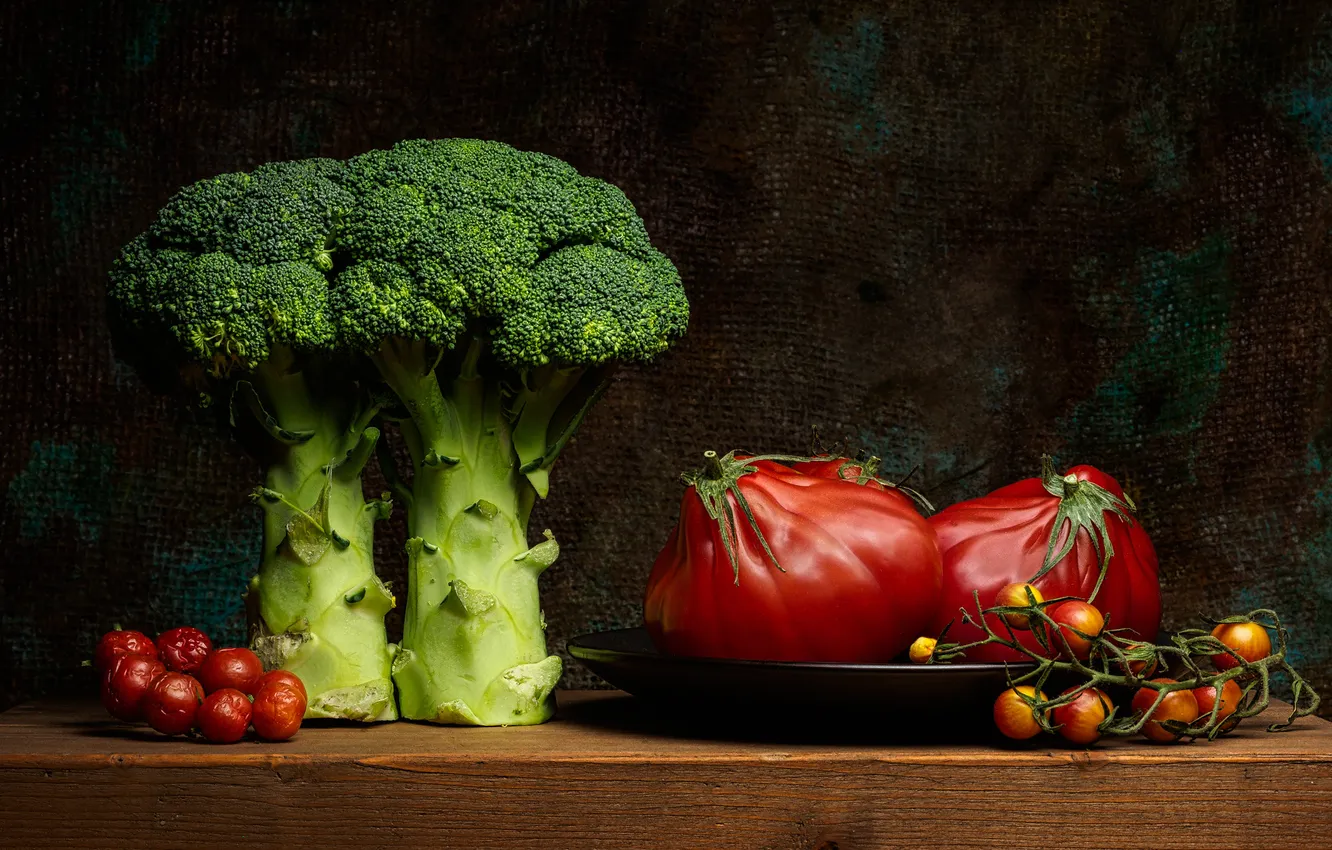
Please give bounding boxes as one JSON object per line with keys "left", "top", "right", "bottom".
{"left": 3, "top": 0, "right": 1331, "bottom": 715}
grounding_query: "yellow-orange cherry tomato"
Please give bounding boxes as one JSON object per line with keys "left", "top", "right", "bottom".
{"left": 1131, "top": 678, "right": 1200, "bottom": 743}
{"left": 995, "top": 583, "right": 1044, "bottom": 631}
{"left": 993, "top": 686, "right": 1049, "bottom": 740}
{"left": 908, "top": 637, "right": 936, "bottom": 664}
{"left": 1052, "top": 686, "right": 1112, "bottom": 745}
{"left": 1046, "top": 601, "right": 1105, "bottom": 660}
{"left": 1211, "top": 622, "right": 1272, "bottom": 671}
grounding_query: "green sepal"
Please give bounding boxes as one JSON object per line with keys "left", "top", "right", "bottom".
{"left": 1029, "top": 455, "right": 1136, "bottom": 602}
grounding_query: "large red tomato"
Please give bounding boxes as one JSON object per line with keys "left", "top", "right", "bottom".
{"left": 644, "top": 451, "right": 941, "bottom": 662}
{"left": 926, "top": 458, "right": 1160, "bottom": 662}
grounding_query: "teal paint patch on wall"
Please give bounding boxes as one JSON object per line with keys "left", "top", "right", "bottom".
{"left": 810, "top": 18, "right": 893, "bottom": 155}
{"left": 50, "top": 125, "right": 127, "bottom": 250}
{"left": 1062, "top": 234, "right": 1235, "bottom": 471}
{"left": 149, "top": 514, "right": 261, "bottom": 645}
{"left": 5, "top": 441, "right": 116, "bottom": 543}
{"left": 126, "top": 2, "right": 171, "bottom": 71}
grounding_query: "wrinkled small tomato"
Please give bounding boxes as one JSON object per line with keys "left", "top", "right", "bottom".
{"left": 994, "top": 582, "right": 1044, "bottom": 631}
{"left": 908, "top": 637, "right": 937, "bottom": 664}
{"left": 101, "top": 654, "right": 167, "bottom": 722}
{"left": 1052, "top": 687, "right": 1112, "bottom": 745}
{"left": 142, "top": 672, "right": 205, "bottom": 736}
{"left": 1046, "top": 601, "right": 1105, "bottom": 660}
{"left": 157, "top": 627, "right": 213, "bottom": 674}
{"left": 1192, "top": 678, "right": 1242, "bottom": 725}
{"left": 993, "top": 685, "right": 1048, "bottom": 740}
{"left": 257, "top": 670, "right": 307, "bottom": 700}
{"left": 198, "top": 647, "right": 264, "bottom": 695}
{"left": 252, "top": 682, "right": 307, "bottom": 741}
{"left": 198, "top": 688, "right": 253, "bottom": 744}
{"left": 1131, "top": 678, "right": 1200, "bottom": 743}
{"left": 1211, "top": 622, "right": 1272, "bottom": 671}
{"left": 94, "top": 629, "right": 157, "bottom": 672}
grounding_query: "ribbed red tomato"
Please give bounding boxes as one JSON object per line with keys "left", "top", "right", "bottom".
{"left": 927, "top": 458, "right": 1160, "bottom": 662}
{"left": 644, "top": 451, "right": 942, "bottom": 662}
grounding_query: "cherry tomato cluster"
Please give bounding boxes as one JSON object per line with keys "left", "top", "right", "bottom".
{"left": 982, "top": 589, "right": 1272, "bottom": 745}
{"left": 95, "top": 627, "right": 308, "bottom": 743}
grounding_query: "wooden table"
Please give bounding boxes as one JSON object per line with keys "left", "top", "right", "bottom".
{"left": 2, "top": 691, "right": 1330, "bottom": 849}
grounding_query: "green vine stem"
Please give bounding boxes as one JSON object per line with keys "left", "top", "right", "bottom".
{"left": 928, "top": 595, "right": 1321, "bottom": 740}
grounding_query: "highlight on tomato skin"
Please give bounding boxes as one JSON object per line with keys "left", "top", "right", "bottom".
{"left": 1131, "top": 678, "right": 1200, "bottom": 743}
{"left": 1045, "top": 600, "right": 1105, "bottom": 660}
{"left": 994, "top": 582, "right": 1044, "bottom": 631}
{"left": 993, "top": 686, "right": 1048, "bottom": 740}
{"left": 1211, "top": 621, "right": 1273, "bottom": 671}
{"left": 1052, "top": 686, "right": 1112, "bottom": 745}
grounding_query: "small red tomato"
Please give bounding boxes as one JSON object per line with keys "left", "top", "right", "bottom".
{"left": 198, "top": 648, "right": 264, "bottom": 695}
{"left": 1046, "top": 601, "right": 1105, "bottom": 660}
{"left": 993, "top": 685, "right": 1049, "bottom": 740}
{"left": 1052, "top": 686, "right": 1112, "bottom": 745}
{"left": 1131, "top": 678, "right": 1200, "bottom": 743}
{"left": 1192, "top": 678, "right": 1242, "bottom": 725}
{"left": 1211, "top": 622, "right": 1272, "bottom": 671}
{"left": 197, "top": 688, "right": 253, "bottom": 744}
{"left": 142, "top": 672, "right": 205, "bottom": 736}
{"left": 994, "top": 583, "right": 1044, "bottom": 631}
{"left": 1116, "top": 642, "right": 1158, "bottom": 678}
{"left": 94, "top": 629, "right": 157, "bottom": 672}
{"left": 257, "top": 669, "right": 307, "bottom": 700}
{"left": 252, "top": 683, "right": 307, "bottom": 741}
{"left": 157, "top": 627, "right": 212, "bottom": 674}
{"left": 101, "top": 654, "right": 167, "bottom": 722}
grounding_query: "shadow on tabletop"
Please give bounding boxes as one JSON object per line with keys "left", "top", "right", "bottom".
{"left": 555, "top": 691, "right": 1006, "bottom": 746}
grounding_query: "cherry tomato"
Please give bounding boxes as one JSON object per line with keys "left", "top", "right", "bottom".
{"left": 994, "top": 583, "right": 1044, "bottom": 631}
{"left": 101, "top": 654, "right": 167, "bottom": 722}
{"left": 197, "top": 688, "right": 253, "bottom": 744}
{"left": 1116, "top": 642, "right": 1158, "bottom": 678}
{"left": 252, "top": 682, "right": 307, "bottom": 741}
{"left": 142, "top": 672, "right": 205, "bottom": 736}
{"left": 1052, "top": 686, "right": 1112, "bottom": 745}
{"left": 1131, "top": 678, "right": 1200, "bottom": 743}
{"left": 257, "top": 670, "right": 307, "bottom": 700}
{"left": 993, "top": 685, "right": 1049, "bottom": 740}
{"left": 198, "top": 647, "right": 264, "bottom": 695}
{"left": 1211, "top": 622, "right": 1272, "bottom": 671}
{"left": 908, "top": 637, "right": 936, "bottom": 664}
{"left": 1192, "top": 678, "right": 1242, "bottom": 725}
{"left": 157, "top": 627, "right": 213, "bottom": 674}
{"left": 94, "top": 629, "right": 157, "bottom": 672}
{"left": 1046, "top": 601, "right": 1105, "bottom": 660}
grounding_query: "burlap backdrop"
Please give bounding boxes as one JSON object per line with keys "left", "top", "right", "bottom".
{"left": 3, "top": 0, "right": 1331, "bottom": 715}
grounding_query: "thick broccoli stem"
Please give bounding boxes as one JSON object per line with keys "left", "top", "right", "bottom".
{"left": 244, "top": 350, "right": 397, "bottom": 721}
{"left": 374, "top": 337, "right": 564, "bottom": 726}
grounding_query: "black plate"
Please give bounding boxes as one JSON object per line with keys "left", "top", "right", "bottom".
{"left": 568, "top": 627, "right": 1036, "bottom": 718}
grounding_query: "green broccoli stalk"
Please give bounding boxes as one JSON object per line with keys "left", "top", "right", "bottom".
{"left": 334, "top": 140, "right": 689, "bottom": 725}
{"left": 107, "top": 162, "right": 398, "bottom": 721}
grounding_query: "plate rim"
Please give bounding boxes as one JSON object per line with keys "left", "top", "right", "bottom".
{"left": 568, "top": 627, "right": 1038, "bottom": 674}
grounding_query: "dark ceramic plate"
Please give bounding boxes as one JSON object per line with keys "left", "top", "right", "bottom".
{"left": 568, "top": 627, "right": 1036, "bottom": 718}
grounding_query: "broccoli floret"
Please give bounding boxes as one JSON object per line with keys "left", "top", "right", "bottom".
{"left": 109, "top": 139, "right": 688, "bottom": 727}
{"left": 109, "top": 159, "right": 397, "bottom": 723}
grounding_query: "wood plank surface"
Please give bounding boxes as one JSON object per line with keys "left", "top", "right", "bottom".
{"left": 2, "top": 691, "right": 1330, "bottom": 849}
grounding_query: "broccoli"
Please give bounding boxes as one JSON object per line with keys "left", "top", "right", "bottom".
{"left": 108, "top": 160, "right": 399, "bottom": 722}
{"left": 109, "top": 139, "right": 688, "bottom": 726}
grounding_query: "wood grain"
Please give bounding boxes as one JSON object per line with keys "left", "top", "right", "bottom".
{"left": 2, "top": 691, "right": 1330, "bottom": 849}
